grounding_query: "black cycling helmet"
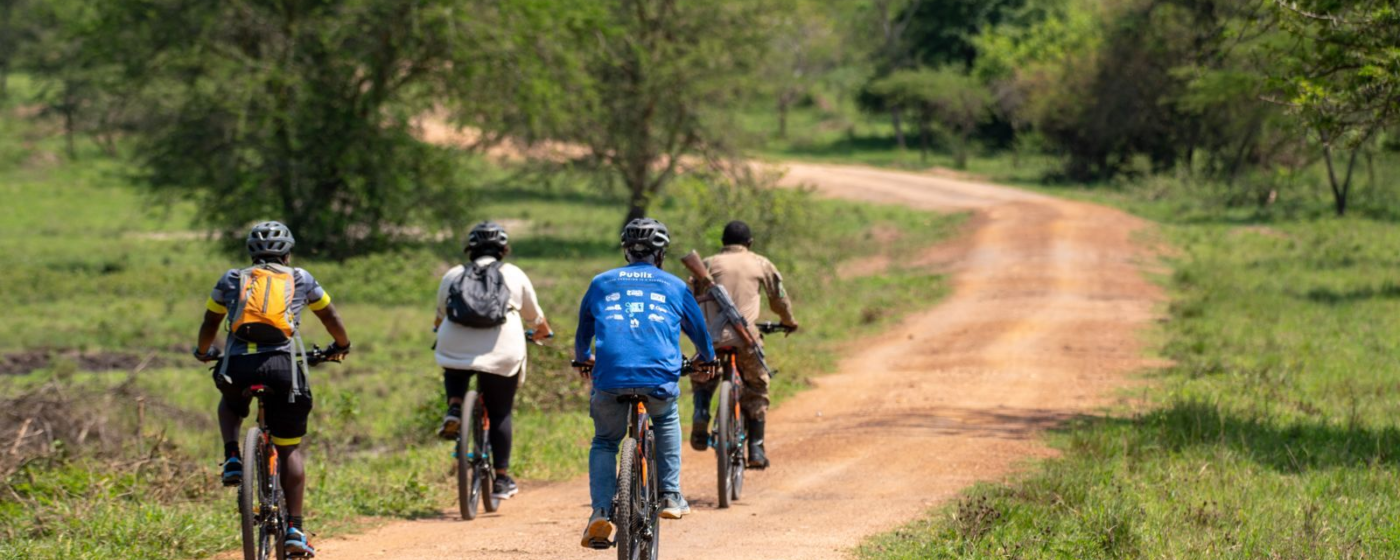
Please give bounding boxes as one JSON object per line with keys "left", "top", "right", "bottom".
{"left": 466, "top": 221, "right": 509, "bottom": 253}
{"left": 721, "top": 220, "right": 752, "bottom": 246}
{"left": 247, "top": 221, "right": 295, "bottom": 258}
{"left": 621, "top": 218, "right": 670, "bottom": 254}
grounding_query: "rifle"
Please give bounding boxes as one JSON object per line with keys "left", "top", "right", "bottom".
{"left": 680, "top": 250, "right": 772, "bottom": 376}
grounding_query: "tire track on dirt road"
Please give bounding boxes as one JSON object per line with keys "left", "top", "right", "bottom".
{"left": 311, "top": 161, "right": 1163, "bottom": 559}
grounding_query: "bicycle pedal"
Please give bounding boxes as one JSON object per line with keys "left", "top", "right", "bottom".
{"left": 587, "top": 540, "right": 613, "bottom": 550}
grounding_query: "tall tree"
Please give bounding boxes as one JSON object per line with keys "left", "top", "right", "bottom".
{"left": 869, "top": 66, "right": 992, "bottom": 168}
{"left": 78, "top": 0, "right": 547, "bottom": 257}
{"left": 558, "top": 0, "right": 773, "bottom": 224}
{"left": 765, "top": 3, "right": 840, "bottom": 139}
{"left": 1266, "top": 0, "right": 1400, "bottom": 215}
{"left": 871, "top": 0, "right": 923, "bottom": 149}
{"left": 0, "top": 0, "right": 19, "bottom": 99}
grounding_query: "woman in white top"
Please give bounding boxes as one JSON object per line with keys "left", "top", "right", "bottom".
{"left": 433, "top": 222, "right": 552, "bottom": 500}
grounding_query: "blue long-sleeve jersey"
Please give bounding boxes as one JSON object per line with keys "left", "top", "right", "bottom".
{"left": 575, "top": 261, "right": 716, "bottom": 398}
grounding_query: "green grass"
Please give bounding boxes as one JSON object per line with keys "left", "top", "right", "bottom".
{"left": 739, "top": 103, "right": 1059, "bottom": 186}
{"left": 860, "top": 186, "right": 1400, "bottom": 558}
{"left": 0, "top": 95, "right": 963, "bottom": 559}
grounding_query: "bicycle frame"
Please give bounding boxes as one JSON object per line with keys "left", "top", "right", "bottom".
{"left": 629, "top": 401, "right": 651, "bottom": 485}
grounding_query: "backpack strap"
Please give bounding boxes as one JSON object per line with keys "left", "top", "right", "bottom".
{"left": 274, "top": 264, "right": 306, "bottom": 403}
{"left": 290, "top": 333, "right": 309, "bottom": 403}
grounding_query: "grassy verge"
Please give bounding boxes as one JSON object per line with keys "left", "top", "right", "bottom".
{"left": 860, "top": 187, "right": 1400, "bottom": 557}
{"left": 0, "top": 94, "right": 963, "bottom": 558}
{"left": 740, "top": 104, "right": 1058, "bottom": 186}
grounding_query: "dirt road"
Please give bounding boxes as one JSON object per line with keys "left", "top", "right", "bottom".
{"left": 314, "top": 162, "right": 1162, "bottom": 559}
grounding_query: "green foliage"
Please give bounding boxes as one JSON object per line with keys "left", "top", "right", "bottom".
{"left": 56, "top": 0, "right": 511, "bottom": 258}
{"left": 1264, "top": 1, "right": 1400, "bottom": 215}
{"left": 551, "top": 0, "right": 778, "bottom": 224}
{"left": 869, "top": 67, "right": 992, "bottom": 168}
{"left": 762, "top": 1, "right": 844, "bottom": 139}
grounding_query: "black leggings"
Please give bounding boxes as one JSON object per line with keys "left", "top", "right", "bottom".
{"left": 444, "top": 369, "right": 518, "bottom": 471}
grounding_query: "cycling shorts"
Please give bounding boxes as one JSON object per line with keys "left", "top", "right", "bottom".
{"left": 212, "top": 352, "right": 314, "bottom": 446}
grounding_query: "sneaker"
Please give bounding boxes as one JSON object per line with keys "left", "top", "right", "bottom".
{"left": 492, "top": 474, "right": 519, "bottom": 499}
{"left": 689, "top": 420, "right": 710, "bottom": 451}
{"left": 660, "top": 493, "right": 691, "bottom": 519}
{"left": 285, "top": 527, "right": 316, "bottom": 557}
{"left": 221, "top": 457, "right": 243, "bottom": 487}
{"left": 437, "top": 412, "right": 462, "bottom": 441}
{"left": 580, "top": 508, "right": 613, "bottom": 549}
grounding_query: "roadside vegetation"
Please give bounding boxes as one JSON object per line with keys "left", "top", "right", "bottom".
{"left": 861, "top": 188, "right": 1400, "bottom": 559}
{"left": 0, "top": 78, "right": 961, "bottom": 559}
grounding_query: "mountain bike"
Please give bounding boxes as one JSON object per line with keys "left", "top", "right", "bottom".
{"left": 454, "top": 330, "right": 552, "bottom": 520}
{"left": 573, "top": 361, "right": 661, "bottom": 560}
{"left": 709, "top": 321, "right": 794, "bottom": 509}
{"left": 239, "top": 346, "right": 340, "bottom": 560}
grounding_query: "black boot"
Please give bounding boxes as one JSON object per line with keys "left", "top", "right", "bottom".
{"left": 691, "top": 387, "right": 713, "bottom": 451}
{"left": 746, "top": 417, "right": 769, "bottom": 469}
{"left": 690, "top": 417, "right": 711, "bottom": 451}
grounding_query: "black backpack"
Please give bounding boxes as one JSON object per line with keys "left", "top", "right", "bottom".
{"left": 445, "top": 262, "right": 511, "bottom": 328}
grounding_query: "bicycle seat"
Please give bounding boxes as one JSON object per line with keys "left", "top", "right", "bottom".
{"left": 612, "top": 388, "right": 651, "bottom": 405}
{"left": 244, "top": 384, "right": 269, "bottom": 397}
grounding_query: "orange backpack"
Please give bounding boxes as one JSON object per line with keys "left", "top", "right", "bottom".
{"left": 228, "top": 264, "right": 298, "bottom": 344}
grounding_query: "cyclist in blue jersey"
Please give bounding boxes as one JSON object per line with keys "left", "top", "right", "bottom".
{"left": 575, "top": 218, "right": 717, "bottom": 549}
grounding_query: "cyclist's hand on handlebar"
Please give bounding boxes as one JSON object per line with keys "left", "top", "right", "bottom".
{"left": 324, "top": 341, "right": 352, "bottom": 362}
{"left": 193, "top": 346, "right": 222, "bottom": 363}
{"left": 689, "top": 359, "right": 719, "bottom": 383}
{"left": 572, "top": 358, "right": 595, "bottom": 381}
{"left": 781, "top": 321, "right": 799, "bottom": 335}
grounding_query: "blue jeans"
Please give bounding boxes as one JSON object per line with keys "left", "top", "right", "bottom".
{"left": 589, "top": 388, "right": 682, "bottom": 513}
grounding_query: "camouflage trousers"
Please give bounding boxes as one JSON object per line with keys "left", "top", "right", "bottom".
{"left": 691, "top": 345, "right": 769, "bottom": 421}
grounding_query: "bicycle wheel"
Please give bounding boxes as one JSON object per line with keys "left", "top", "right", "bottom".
{"left": 239, "top": 427, "right": 261, "bottom": 560}
{"left": 642, "top": 430, "right": 660, "bottom": 560}
{"left": 715, "top": 380, "right": 734, "bottom": 508}
{"left": 729, "top": 381, "right": 746, "bottom": 502}
{"left": 614, "top": 437, "right": 639, "bottom": 560}
{"left": 477, "top": 397, "right": 500, "bottom": 514}
{"left": 254, "top": 434, "right": 276, "bottom": 560}
{"left": 273, "top": 483, "right": 288, "bottom": 560}
{"left": 457, "top": 391, "right": 482, "bottom": 520}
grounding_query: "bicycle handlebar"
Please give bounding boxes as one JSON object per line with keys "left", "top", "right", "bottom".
{"left": 755, "top": 321, "right": 796, "bottom": 335}
{"left": 305, "top": 343, "right": 348, "bottom": 367}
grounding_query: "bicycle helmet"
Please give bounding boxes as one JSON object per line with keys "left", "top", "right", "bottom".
{"left": 247, "top": 221, "right": 295, "bottom": 258}
{"left": 621, "top": 218, "right": 670, "bottom": 254}
{"left": 466, "top": 221, "right": 509, "bottom": 253}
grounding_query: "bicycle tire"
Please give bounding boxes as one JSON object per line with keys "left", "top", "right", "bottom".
{"left": 643, "top": 430, "right": 660, "bottom": 560}
{"left": 255, "top": 432, "right": 276, "bottom": 560}
{"left": 239, "top": 427, "right": 261, "bottom": 560}
{"left": 729, "top": 380, "right": 746, "bottom": 502}
{"left": 274, "top": 485, "right": 288, "bottom": 560}
{"left": 615, "top": 437, "right": 639, "bottom": 560}
{"left": 715, "top": 380, "right": 734, "bottom": 508}
{"left": 457, "top": 391, "right": 482, "bottom": 520}
{"left": 478, "top": 395, "right": 500, "bottom": 514}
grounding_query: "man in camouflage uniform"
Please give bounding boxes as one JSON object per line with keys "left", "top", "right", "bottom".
{"left": 688, "top": 221, "right": 799, "bottom": 468}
